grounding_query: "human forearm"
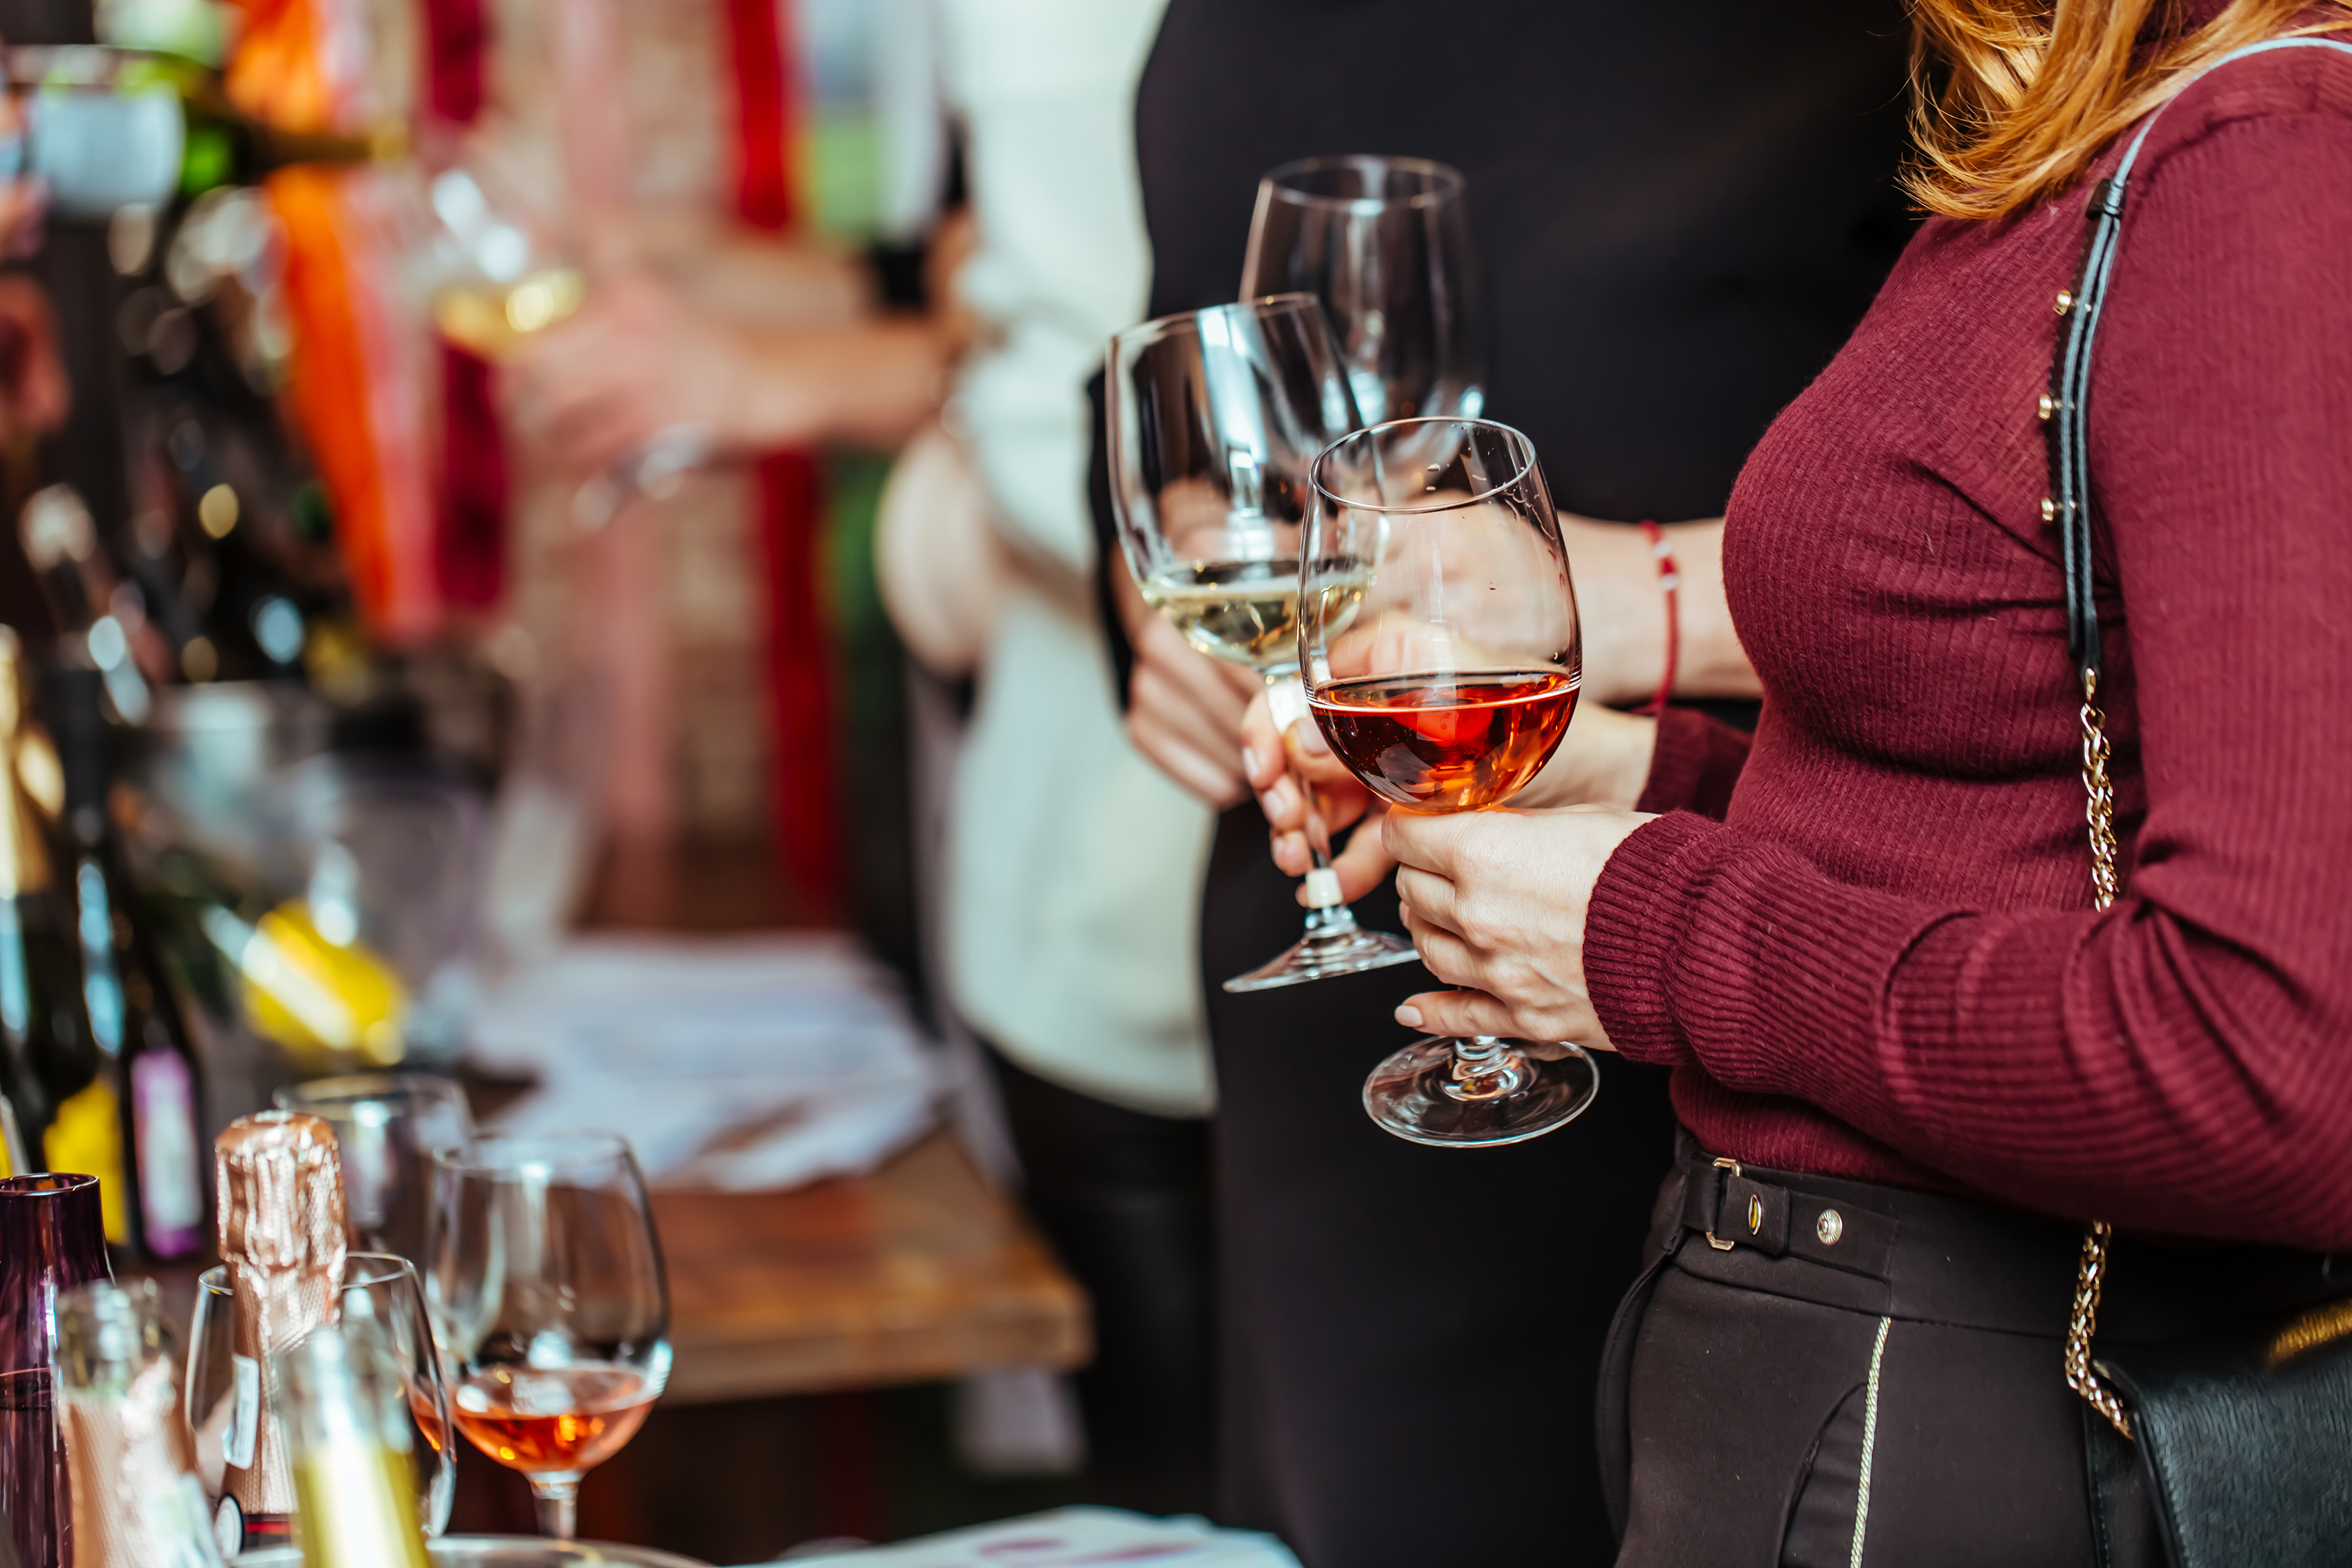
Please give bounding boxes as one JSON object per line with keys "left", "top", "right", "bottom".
{"left": 726, "top": 319, "right": 955, "bottom": 452}
{"left": 1583, "top": 814, "right": 2352, "bottom": 1248}
{"left": 1567, "top": 516, "right": 1757, "bottom": 706}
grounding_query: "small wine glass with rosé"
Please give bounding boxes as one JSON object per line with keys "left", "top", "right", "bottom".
{"left": 1300, "top": 416, "right": 1597, "bottom": 1147}
{"left": 425, "top": 1132, "right": 670, "bottom": 1540}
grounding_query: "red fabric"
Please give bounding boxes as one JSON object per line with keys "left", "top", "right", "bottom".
{"left": 434, "top": 344, "right": 506, "bottom": 608}
{"left": 420, "top": 0, "right": 487, "bottom": 123}
{"left": 421, "top": 0, "right": 503, "bottom": 608}
{"left": 753, "top": 450, "right": 843, "bottom": 913}
{"left": 725, "top": 0, "right": 843, "bottom": 914}
{"left": 1584, "top": 49, "right": 2352, "bottom": 1248}
{"left": 726, "top": 0, "right": 795, "bottom": 232}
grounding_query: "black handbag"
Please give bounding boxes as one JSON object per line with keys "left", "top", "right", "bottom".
{"left": 2041, "top": 36, "right": 2352, "bottom": 1568}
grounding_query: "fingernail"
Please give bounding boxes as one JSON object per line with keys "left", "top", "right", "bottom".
{"left": 1242, "top": 746, "right": 1260, "bottom": 778}
{"left": 1292, "top": 722, "right": 1331, "bottom": 756}
{"left": 1260, "top": 790, "right": 1286, "bottom": 820}
{"left": 1394, "top": 1004, "right": 1424, "bottom": 1029}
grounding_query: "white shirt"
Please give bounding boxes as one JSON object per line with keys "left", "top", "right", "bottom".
{"left": 935, "top": 0, "right": 1215, "bottom": 1117}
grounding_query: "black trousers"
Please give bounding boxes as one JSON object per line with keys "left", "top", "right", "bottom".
{"left": 984, "top": 1044, "right": 1218, "bottom": 1516}
{"left": 1605, "top": 1136, "right": 2347, "bottom": 1567}
{"left": 1200, "top": 804, "right": 1680, "bottom": 1567}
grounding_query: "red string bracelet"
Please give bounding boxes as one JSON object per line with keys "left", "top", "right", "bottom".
{"left": 1634, "top": 520, "right": 1679, "bottom": 717}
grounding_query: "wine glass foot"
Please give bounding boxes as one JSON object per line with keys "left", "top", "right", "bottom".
{"left": 1363, "top": 1036, "right": 1599, "bottom": 1146}
{"left": 1222, "top": 920, "right": 1420, "bottom": 993}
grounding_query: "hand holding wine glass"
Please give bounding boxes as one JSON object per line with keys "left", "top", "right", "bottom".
{"left": 1301, "top": 416, "right": 1600, "bottom": 1145}
{"left": 427, "top": 1133, "right": 670, "bottom": 1542}
{"left": 1109, "top": 295, "right": 1420, "bottom": 991}
{"left": 1382, "top": 802, "right": 1653, "bottom": 1049}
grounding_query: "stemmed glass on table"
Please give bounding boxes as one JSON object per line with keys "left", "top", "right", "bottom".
{"left": 1108, "top": 294, "right": 1420, "bottom": 990}
{"left": 426, "top": 1132, "right": 670, "bottom": 1542}
{"left": 1300, "top": 417, "right": 1599, "bottom": 1146}
{"left": 187, "top": 1253, "right": 457, "bottom": 1540}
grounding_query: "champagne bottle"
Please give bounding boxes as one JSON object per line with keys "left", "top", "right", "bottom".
{"left": 273, "top": 1321, "right": 430, "bottom": 1568}
{"left": 55, "top": 1279, "right": 226, "bottom": 1568}
{"left": 214, "top": 1111, "right": 346, "bottom": 1555}
{"left": 37, "top": 667, "right": 208, "bottom": 1260}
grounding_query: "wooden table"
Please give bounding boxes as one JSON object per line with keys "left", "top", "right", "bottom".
{"left": 652, "top": 1127, "right": 1091, "bottom": 1405}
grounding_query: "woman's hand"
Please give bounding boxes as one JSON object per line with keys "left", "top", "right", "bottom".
{"left": 1239, "top": 691, "right": 1391, "bottom": 900}
{"left": 1111, "top": 564, "right": 1262, "bottom": 806}
{"left": 1384, "top": 804, "right": 1655, "bottom": 1046}
{"left": 1240, "top": 689, "right": 1664, "bottom": 902}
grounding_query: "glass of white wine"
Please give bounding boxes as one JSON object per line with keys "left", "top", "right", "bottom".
{"left": 412, "top": 154, "right": 709, "bottom": 531}
{"left": 1107, "top": 294, "right": 1418, "bottom": 991}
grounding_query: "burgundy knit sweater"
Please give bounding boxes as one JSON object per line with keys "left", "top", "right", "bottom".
{"left": 1584, "top": 39, "right": 2352, "bottom": 1249}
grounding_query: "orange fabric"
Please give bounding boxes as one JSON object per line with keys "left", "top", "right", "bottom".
{"left": 266, "top": 166, "right": 394, "bottom": 618}
{"left": 223, "top": 0, "right": 338, "bottom": 132}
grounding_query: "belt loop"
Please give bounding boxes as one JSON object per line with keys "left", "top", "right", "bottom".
{"left": 1705, "top": 1156, "right": 1742, "bottom": 1252}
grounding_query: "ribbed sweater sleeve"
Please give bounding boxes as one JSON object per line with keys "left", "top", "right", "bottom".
{"left": 1585, "top": 107, "right": 2352, "bottom": 1249}
{"left": 1633, "top": 708, "right": 1752, "bottom": 819}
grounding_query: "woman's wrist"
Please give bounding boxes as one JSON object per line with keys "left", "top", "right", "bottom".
{"left": 1517, "top": 703, "right": 1657, "bottom": 811}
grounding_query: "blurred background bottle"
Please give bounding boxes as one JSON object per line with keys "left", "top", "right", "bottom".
{"left": 0, "top": 631, "right": 75, "bottom": 1161}
{"left": 38, "top": 663, "right": 206, "bottom": 1259}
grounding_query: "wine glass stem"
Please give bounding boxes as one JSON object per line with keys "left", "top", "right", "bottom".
{"left": 1449, "top": 1035, "right": 1527, "bottom": 1100}
{"left": 531, "top": 1477, "right": 580, "bottom": 1540}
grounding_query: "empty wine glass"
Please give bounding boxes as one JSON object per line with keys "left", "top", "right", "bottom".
{"left": 1301, "top": 417, "right": 1597, "bottom": 1145}
{"left": 1240, "top": 156, "right": 1486, "bottom": 427}
{"left": 275, "top": 1074, "right": 476, "bottom": 1269}
{"left": 427, "top": 1132, "right": 670, "bottom": 1541}
{"left": 1109, "top": 295, "right": 1419, "bottom": 991}
{"left": 185, "top": 1253, "right": 454, "bottom": 1538}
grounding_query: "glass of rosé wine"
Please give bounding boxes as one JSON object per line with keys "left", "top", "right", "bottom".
{"left": 1301, "top": 417, "right": 1597, "bottom": 1146}
{"left": 425, "top": 1132, "right": 670, "bottom": 1540}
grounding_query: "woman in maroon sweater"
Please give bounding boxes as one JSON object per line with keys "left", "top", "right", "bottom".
{"left": 1242, "top": 0, "right": 2352, "bottom": 1560}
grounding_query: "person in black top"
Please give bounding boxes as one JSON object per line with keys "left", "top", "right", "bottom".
{"left": 1090, "top": 2, "right": 1918, "bottom": 1564}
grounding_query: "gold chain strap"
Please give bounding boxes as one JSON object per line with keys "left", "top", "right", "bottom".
{"left": 2066, "top": 667, "right": 2134, "bottom": 1440}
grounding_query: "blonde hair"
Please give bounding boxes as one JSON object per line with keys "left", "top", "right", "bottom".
{"left": 1908, "top": 0, "right": 2352, "bottom": 220}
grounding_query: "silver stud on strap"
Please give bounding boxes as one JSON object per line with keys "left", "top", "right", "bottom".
{"left": 1817, "top": 1209, "right": 1844, "bottom": 1246}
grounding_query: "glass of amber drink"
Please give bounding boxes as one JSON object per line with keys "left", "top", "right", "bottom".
{"left": 1302, "top": 418, "right": 1597, "bottom": 1146}
{"left": 425, "top": 1133, "right": 670, "bottom": 1539}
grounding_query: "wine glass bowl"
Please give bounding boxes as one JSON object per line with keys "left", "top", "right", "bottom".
{"left": 1303, "top": 418, "right": 1598, "bottom": 1146}
{"left": 1241, "top": 156, "right": 1485, "bottom": 428}
{"left": 185, "top": 1253, "right": 456, "bottom": 1538}
{"left": 274, "top": 1074, "right": 476, "bottom": 1268}
{"left": 1108, "top": 295, "right": 1421, "bottom": 992}
{"left": 426, "top": 1132, "right": 670, "bottom": 1542}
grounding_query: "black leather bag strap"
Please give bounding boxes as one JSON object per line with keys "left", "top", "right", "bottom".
{"left": 2043, "top": 36, "right": 2352, "bottom": 1568}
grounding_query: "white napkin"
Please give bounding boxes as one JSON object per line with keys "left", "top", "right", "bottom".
{"left": 766, "top": 1506, "right": 1303, "bottom": 1565}
{"left": 471, "top": 934, "right": 941, "bottom": 1191}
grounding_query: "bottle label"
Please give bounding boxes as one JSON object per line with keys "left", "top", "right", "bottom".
{"left": 133, "top": 1047, "right": 203, "bottom": 1255}
{"left": 43, "top": 1077, "right": 127, "bottom": 1244}
{"left": 226, "top": 1354, "right": 259, "bottom": 1469}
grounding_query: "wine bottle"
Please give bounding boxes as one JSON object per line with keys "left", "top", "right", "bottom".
{"left": 54, "top": 1278, "right": 226, "bottom": 1568}
{"left": 37, "top": 666, "right": 208, "bottom": 1260}
{"left": 214, "top": 1110, "right": 347, "bottom": 1555}
{"left": 0, "top": 631, "right": 80, "bottom": 1161}
{"left": 0, "top": 1171, "right": 113, "bottom": 1568}
{"left": 273, "top": 1322, "right": 431, "bottom": 1568}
